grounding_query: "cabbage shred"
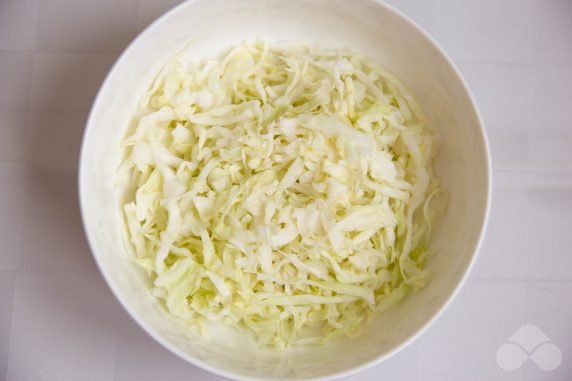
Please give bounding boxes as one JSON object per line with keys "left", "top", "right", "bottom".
{"left": 120, "top": 41, "right": 441, "bottom": 349}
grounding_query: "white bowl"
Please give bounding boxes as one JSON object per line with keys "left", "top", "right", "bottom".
{"left": 79, "top": 0, "right": 491, "bottom": 379}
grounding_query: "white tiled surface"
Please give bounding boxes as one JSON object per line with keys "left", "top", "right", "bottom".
{"left": 0, "top": 0, "right": 571, "bottom": 380}
{"left": 418, "top": 280, "right": 525, "bottom": 381}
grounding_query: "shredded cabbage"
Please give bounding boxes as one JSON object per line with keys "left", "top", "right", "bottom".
{"left": 119, "top": 41, "right": 442, "bottom": 350}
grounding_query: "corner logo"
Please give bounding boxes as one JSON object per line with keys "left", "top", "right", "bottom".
{"left": 496, "top": 324, "right": 562, "bottom": 371}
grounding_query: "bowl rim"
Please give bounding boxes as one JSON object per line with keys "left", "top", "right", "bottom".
{"left": 78, "top": 0, "right": 492, "bottom": 379}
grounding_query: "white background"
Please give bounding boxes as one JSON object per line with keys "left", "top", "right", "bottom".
{"left": 0, "top": 0, "right": 571, "bottom": 380}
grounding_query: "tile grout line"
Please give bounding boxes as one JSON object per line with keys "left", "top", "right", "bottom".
{"left": 31, "top": 0, "right": 39, "bottom": 52}
{"left": 0, "top": 48, "right": 125, "bottom": 55}
{"left": 468, "top": 277, "right": 572, "bottom": 283}
{"left": 492, "top": 168, "right": 572, "bottom": 176}
{"left": 0, "top": 159, "right": 79, "bottom": 164}
{"left": 108, "top": 1, "right": 147, "bottom": 379}
{"left": 3, "top": 3, "right": 38, "bottom": 371}
{"left": 2, "top": 163, "right": 31, "bottom": 377}
{"left": 432, "top": 0, "right": 442, "bottom": 49}
{"left": 522, "top": 70, "right": 535, "bottom": 285}
{"left": 21, "top": 50, "right": 37, "bottom": 165}
{"left": 2, "top": 272, "right": 19, "bottom": 380}
{"left": 12, "top": 166, "right": 29, "bottom": 272}
{"left": 109, "top": 318, "right": 119, "bottom": 381}
{"left": 454, "top": 60, "right": 572, "bottom": 67}
{"left": 0, "top": 3, "right": 40, "bottom": 368}
{"left": 415, "top": 334, "right": 421, "bottom": 381}
{"left": 519, "top": 278, "right": 526, "bottom": 381}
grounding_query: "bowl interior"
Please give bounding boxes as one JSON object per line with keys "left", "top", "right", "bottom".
{"left": 79, "top": 0, "right": 489, "bottom": 379}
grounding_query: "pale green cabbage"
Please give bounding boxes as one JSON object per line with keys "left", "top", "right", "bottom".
{"left": 119, "top": 41, "right": 442, "bottom": 350}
